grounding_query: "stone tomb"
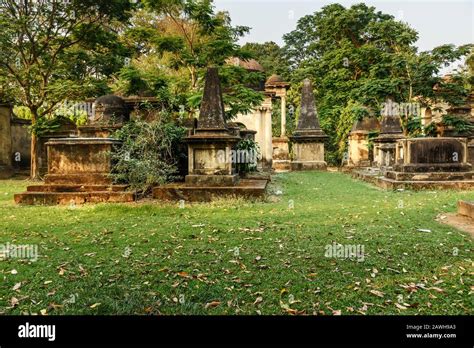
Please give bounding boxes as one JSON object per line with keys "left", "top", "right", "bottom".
{"left": 352, "top": 137, "right": 474, "bottom": 190}
{"left": 373, "top": 99, "right": 404, "bottom": 169}
{"left": 290, "top": 79, "right": 328, "bottom": 171}
{"left": 266, "top": 74, "right": 291, "bottom": 171}
{"left": 346, "top": 117, "right": 380, "bottom": 168}
{"left": 14, "top": 95, "right": 135, "bottom": 205}
{"left": 153, "top": 68, "right": 268, "bottom": 201}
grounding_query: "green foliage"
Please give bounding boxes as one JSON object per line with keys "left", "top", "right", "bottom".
{"left": 116, "top": 0, "right": 261, "bottom": 121}
{"left": 29, "top": 117, "right": 62, "bottom": 137}
{"left": 406, "top": 116, "right": 424, "bottom": 138}
{"left": 111, "top": 116, "right": 187, "bottom": 195}
{"left": 187, "top": 66, "right": 264, "bottom": 121}
{"left": 13, "top": 106, "right": 32, "bottom": 120}
{"left": 283, "top": 3, "right": 473, "bottom": 164}
{"left": 423, "top": 123, "right": 438, "bottom": 137}
{"left": 367, "top": 130, "right": 380, "bottom": 151}
{"left": 241, "top": 41, "right": 290, "bottom": 78}
{"left": 440, "top": 114, "right": 474, "bottom": 135}
{"left": 235, "top": 138, "right": 260, "bottom": 173}
{"left": 0, "top": 0, "right": 132, "bottom": 114}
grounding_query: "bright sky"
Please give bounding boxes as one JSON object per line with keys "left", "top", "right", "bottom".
{"left": 215, "top": 0, "right": 473, "bottom": 71}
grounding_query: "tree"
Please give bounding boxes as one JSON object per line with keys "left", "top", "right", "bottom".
{"left": 283, "top": 3, "right": 472, "bottom": 163}
{"left": 115, "top": 0, "right": 263, "bottom": 120}
{"left": 0, "top": 0, "right": 133, "bottom": 178}
{"left": 241, "top": 41, "right": 289, "bottom": 78}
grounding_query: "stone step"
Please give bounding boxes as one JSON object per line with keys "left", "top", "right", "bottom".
{"left": 385, "top": 171, "right": 473, "bottom": 181}
{"left": 45, "top": 173, "right": 113, "bottom": 185}
{"left": 376, "top": 177, "right": 474, "bottom": 190}
{"left": 153, "top": 179, "right": 268, "bottom": 202}
{"left": 26, "top": 184, "right": 129, "bottom": 193}
{"left": 458, "top": 201, "right": 474, "bottom": 219}
{"left": 351, "top": 170, "right": 474, "bottom": 190}
{"left": 14, "top": 191, "right": 135, "bottom": 205}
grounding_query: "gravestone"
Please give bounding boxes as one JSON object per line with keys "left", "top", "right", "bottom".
{"left": 14, "top": 95, "right": 135, "bottom": 205}
{"left": 185, "top": 67, "right": 241, "bottom": 186}
{"left": 153, "top": 67, "right": 268, "bottom": 201}
{"left": 373, "top": 98, "right": 404, "bottom": 169}
{"left": 290, "top": 79, "right": 328, "bottom": 171}
{"left": 347, "top": 116, "right": 380, "bottom": 168}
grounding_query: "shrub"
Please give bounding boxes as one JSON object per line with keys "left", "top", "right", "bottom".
{"left": 235, "top": 138, "right": 260, "bottom": 173}
{"left": 111, "top": 115, "right": 186, "bottom": 195}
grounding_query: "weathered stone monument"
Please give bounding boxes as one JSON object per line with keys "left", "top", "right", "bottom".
{"left": 373, "top": 98, "right": 404, "bottom": 169}
{"left": 265, "top": 74, "right": 291, "bottom": 171}
{"left": 153, "top": 67, "right": 268, "bottom": 201}
{"left": 347, "top": 116, "right": 380, "bottom": 168}
{"left": 353, "top": 137, "right": 474, "bottom": 190}
{"left": 14, "top": 95, "right": 135, "bottom": 205}
{"left": 184, "top": 68, "right": 241, "bottom": 186}
{"left": 290, "top": 79, "right": 328, "bottom": 171}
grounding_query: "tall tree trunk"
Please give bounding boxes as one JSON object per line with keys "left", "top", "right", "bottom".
{"left": 30, "top": 112, "right": 40, "bottom": 180}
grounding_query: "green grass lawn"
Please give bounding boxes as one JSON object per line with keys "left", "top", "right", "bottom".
{"left": 0, "top": 172, "right": 472, "bottom": 315}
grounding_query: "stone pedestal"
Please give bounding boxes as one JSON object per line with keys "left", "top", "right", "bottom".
{"left": 272, "top": 137, "right": 291, "bottom": 171}
{"left": 374, "top": 138, "right": 402, "bottom": 168}
{"left": 0, "top": 104, "right": 13, "bottom": 178}
{"left": 46, "top": 138, "right": 119, "bottom": 184}
{"left": 290, "top": 79, "right": 328, "bottom": 171}
{"left": 185, "top": 132, "right": 240, "bottom": 186}
{"left": 373, "top": 102, "right": 404, "bottom": 169}
{"left": 347, "top": 117, "right": 380, "bottom": 168}
{"left": 291, "top": 138, "right": 327, "bottom": 171}
{"left": 14, "top": 137, "right": 135, "bottom": 205}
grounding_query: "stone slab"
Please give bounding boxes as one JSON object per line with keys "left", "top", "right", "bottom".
{"left": 153, "top": 179, "right": 268, "bottom": 202}
{"left": 185, "top": 174, "right": 239, "bottom": 186}
{"left": 385, "top": 171, "right": 473, "bottom": 181}
{"left": 291, "top": 161, "right": 327, "bottom": 171}
{"left": 458, "top": 201, "right": 474, "bottom": 219}
{"left": 272, "top": 160, "right": 291, "bottom": 171}
{"left": 26, "top": 184, "right": 129, "bottom": 193}
{"left": 351, "top": 170, "right": 474, "bottom": 191}
{"left": 14, "top": 191, "right": 135, "bottom": 205}
{"left": 45, "top": 173, "right": 113, "bottom": 185}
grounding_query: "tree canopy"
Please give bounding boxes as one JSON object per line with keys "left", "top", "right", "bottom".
{"left": 282, "top": 3, "right": 472, "bottom": 163}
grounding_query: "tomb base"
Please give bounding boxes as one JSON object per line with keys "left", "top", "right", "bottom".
{"left": 272, "top": 137, "right": 291, "bottom": 171}
{"left": 153, "top": 179, "right": 268, "bottom": 202}
{"left": 291, "top": 161, "right": 327, "bottom": 171}
{"left": 185, "top": 174, "right": 239, "bottom": 187}
{"left": 14, "top": 137, "right": 136, "bottom": 205}
{"left": 351, "top": 169, "right": 474, "bottom": 191}
{"left": 290, "top": 140, "right": 327, "bottom": 172}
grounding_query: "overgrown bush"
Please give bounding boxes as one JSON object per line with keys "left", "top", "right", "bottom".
{"left": 111, "top": 115, "right": 186, "bottom": 195}
{"left": 235, "top": 138, "right": 260, "bottom": 173}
